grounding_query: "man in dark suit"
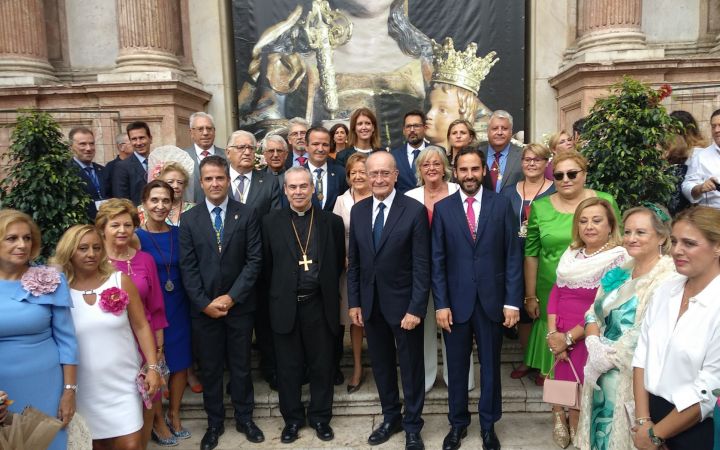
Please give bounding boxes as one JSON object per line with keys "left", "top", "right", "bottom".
{"left": 262, "top": 166, "right": 345, "bottom": 444}
{"left": 431, "top": 147, "right": 522, "bottom": 450}
{"left": 103, "top": 132, "right": 132, "bottom": 198}
{"left": 305, "top": 126, "right": 348, "bottom": 213}
{"left": 284, "top": 117, "right": 310, "bottom": 169}
{"left": 227, "top": 129, "right": 282, "bottom": 389}
{"left": 112, "top": 121, "right": 153, "bottom": 205}
{"left": 67, "top": 126, "right": 108, "bottom": 220}
{"left": 263, "top": 134, "right": 289, "bottom": 208}
{"left": 348, "top": 151, "right": 430, "bottom": 450}
{"left": 183, "top": 112, "right": 227, "bottom": 203}
{"left": 179, "top": 155, "right": 264, "bottom": 449}
{"left": 478, "top": 110, "right": 523, "bottom": 193}
{"left": 390, "top": 110, "right": 427, "bottom": 194}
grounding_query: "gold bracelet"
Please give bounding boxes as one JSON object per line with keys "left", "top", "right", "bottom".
{"left": 523, "top": 296, "right": 538, "bottom": 305}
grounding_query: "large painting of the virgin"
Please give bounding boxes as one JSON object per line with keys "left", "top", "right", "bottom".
{"left": 233, "top": 0, "right": 525, "bottom": 148}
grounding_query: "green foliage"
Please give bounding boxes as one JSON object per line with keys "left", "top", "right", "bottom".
{"left": 0, "top": 110, "right": 90, "bottom": 262}
{"left": 580, "top": 77, "right": 680, "bottom": 213}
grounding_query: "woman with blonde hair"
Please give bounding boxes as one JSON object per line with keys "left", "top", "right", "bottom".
{"left": 139, "top": 161, "right": 195, "bottom": 226}
{"left": 0, "top": 209, "right": 78, "bottom": 450}
{"left": 52, "top": 224, "right": 161, "bottom": 449}
{"left": 544, "top": 130, "right": 575, "bottom": 180}
{"left": 446, "top": 119, "right": 476, "bottom": 167}
{"left": 335, "top": 108, "right": 382, "bottom": 166}
{"left": 95, "top": 199, "right": 170, "bottom": 447}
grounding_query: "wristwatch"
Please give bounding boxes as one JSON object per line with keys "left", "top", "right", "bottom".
{"left": 63, "top": 384, "right": 78, "bottom": 392}
{"left": 648, "top": 427, "right": 665, "bottom": 446}
{"left": 565, "top": 331, "right": 575, "bottom": 348}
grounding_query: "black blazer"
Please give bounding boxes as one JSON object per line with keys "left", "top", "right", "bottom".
{"left": 103, "top": 156, "right": 120, "bottom": 198}
{"left": 478, "top": 143, "right": 524, "bottom": 192}
{"left": 308, "top": 159, "right": 348, "bottom": 212}
{"left": 390, "top": 145, "right": 418, "bottom": 194}
{"left": 262, "top": 208, "right": 345, "bottom": 335}
{"left": 112, "top": 154, "right": 147, "bottom": 205}
{"left": 347, "top": 193, "right": 430, "bottom": 323}
{"left": 70, "top": 159, "right": 107, "bottom": 220}
{"left": 179, "top": 198, "right": 262, "bottom": 316}
{"left": 243, "top": 169, "right": 281, "bottom": 219}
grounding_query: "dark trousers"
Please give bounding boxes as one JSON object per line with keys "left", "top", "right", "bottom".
{"left": 273, "top": 295, "right": 335, "bottom": 425}
{"left": 649, "top": 393, "right": 713, "bottom": 450}
{"left": 254, "top": 287, "right": 276, "bottom": 378}
{"left": 444, "top": 303, "right": 502, "bottom": 429}
{"left": 364, "top": 299, "right": 425, "bottom": 433}
{"left": 192, "top": 311, "right": 255, "bottom": 427}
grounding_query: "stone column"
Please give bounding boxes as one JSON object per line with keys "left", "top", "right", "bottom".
{"left": 114, "top": 0, "right": 182, "bottom": 72}
{"left": 0, "top": 0, "right": 57, "bottom": 84}
{"left": 574, "top": 0, "right": 647, "bottom": 54}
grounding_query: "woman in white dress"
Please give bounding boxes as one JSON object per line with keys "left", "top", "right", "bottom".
{"left": 51, "top": 224, "right": 161, "bottom": 450}
{"left": 405, "top": 145, "right": 475, "bottom": 392}
{"left": 333, "top": 152, "right": 372, "bottom": 393}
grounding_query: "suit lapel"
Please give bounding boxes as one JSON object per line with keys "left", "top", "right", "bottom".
{"left": 221, "top": 200, "right": 240, "bottom": 252}
{"left": 245, "top": 170, "right": 264, "bottom": 208}
{"left": 474, "top": 189, "right": 494, "bottom": 245}
{"left": 448, "top": 191, "right": 475, "bottom": 246}
{"left": 501, "top": 147, "right": 520, "bottom": 190}
{"left": 200, "top": 205, "right": 221, "bottom": 253}
{"left": 376, "top": 196, "right": 404, "bottom": 253}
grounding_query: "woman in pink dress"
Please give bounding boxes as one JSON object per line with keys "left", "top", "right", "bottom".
{"left": 545, "top": 197, "right": 627, "bottom": 448}
{"left": 95, "top": 199, "right": 171, "bottom": 448}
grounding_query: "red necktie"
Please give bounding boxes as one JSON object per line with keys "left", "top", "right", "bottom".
{"left": 466, "top": 197, "right": 476, "bottom": 240}
{"left": 200, "top": 149, "right": 210, "bottom": 159}
{"left": 490, "top": 151, "right": 502, "bottom": 191}
{"left": 297, "top": 156, "right": 307, "bottom": 166}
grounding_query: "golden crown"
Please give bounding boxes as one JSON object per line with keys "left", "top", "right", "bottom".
{"left": 431, "top": 37, "right": 499, "bottom": 96}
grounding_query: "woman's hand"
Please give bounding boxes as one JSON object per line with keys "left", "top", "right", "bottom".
{"left": 145, "top": 370, "right": 162, "bottom": 396}
{"left": 547, "top": 332, "right": 567, "bottom": 354}
{"left": 57, "top": 389, "right": 76, "bottom": 428}
{"left": 555, "top": 350, "right": 569, "bottom": 362}
{"left": 525, "top": 297, "right": 539, "bottom": 319}
{"left": 631, "top": 421, "right": 658, "bottom": 449}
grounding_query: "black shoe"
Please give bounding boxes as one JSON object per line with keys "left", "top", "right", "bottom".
{"left": 280, "top": 423, "right": 301, "bottom": 444}
{"left": 368, "top": 419, "right": 403, "bottom": 445}
{"left": 236, "top": 420, "right": 264, "bottom": 443}
{"left": 263, "top": 373, "right": 278, "bottom": 391}
{"left": 312, "top": 422, "right": 334, "bottom": 441}
{"left": 334, "top": 368, "right": 345, "bottom": 386}
{"left": 405, "top": 432, "right": 424, "bottom": 450}
{"left": 480, "top": 427, "right": 501, "bottom": 450}
{"left": 347, "top": 372, "right": 365, "bottom": 394}
{"left": 200, "top": 425, "right": 224, "bottom": 450}
{"left": 442, "top": 426, "right": 467, "bottom": 450}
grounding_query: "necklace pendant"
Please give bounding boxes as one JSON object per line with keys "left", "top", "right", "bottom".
{"left": 518, "top": 223, "right": 528, "bottom": 238}
{"left": 165, "top": 280, "right": 175, "bottom": 292}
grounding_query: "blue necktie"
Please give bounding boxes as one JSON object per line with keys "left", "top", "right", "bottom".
{"left": 412, "top": 149, "right": 420, "bottom": 169}
{"left": 212, "top": 206, "right": 223, "bottom": 251}
{"left": 373, "top": 202, "right": 385, "bottom": 250}
{"left": 84, "top": 166, "right": 101, "bottom": 196}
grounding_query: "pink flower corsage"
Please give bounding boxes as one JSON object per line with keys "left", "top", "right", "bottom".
{"left": 98, "top": 287, "right": 130, "bottom": 315}
{"left": 21, "top": 266, "right": 61, "bottom": 296}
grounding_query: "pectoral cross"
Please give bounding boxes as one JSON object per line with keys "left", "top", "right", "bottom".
{"left": 299, "top": 254, "right": 313, "bottom": 271}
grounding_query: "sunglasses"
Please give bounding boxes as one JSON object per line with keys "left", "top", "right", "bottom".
{"left": 553, "top": 169, "right": 583, "bottom": 181}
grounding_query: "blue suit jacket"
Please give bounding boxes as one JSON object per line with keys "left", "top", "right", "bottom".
{"left": 308, "top": 159, "right": 348, "bottom": 212}
{"left": 431, "top": 189, "right": 522, "bottom": 324}
{"left": 390, "top": 145, "right": 418, "bottom": 194}
{"left": 70, "top": 160, "right": 107, "bottom": 220}
{"left": 347, "top": 193, "right": 430, "bottom": 323}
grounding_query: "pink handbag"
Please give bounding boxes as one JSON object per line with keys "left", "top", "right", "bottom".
{"left": 542, "top": 358, "right": 582, "bottom": 410}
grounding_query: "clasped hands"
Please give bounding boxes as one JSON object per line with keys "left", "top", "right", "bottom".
{"left": 203, "top": 294, "right": 234, "bottom": 318}
{"left": 348, "top": 307, "right": 421, "bottom": 330}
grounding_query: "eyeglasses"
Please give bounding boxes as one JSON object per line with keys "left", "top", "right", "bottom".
{"left": 368, "top": 170, "right": 395, "bottom": 179}
{"left": 421, "top": 161, "right": 443, "bottom": 170}
{"left": 522, "top": 157, "right": 547, "bottom": 165}
{"left": 228, "top": 144, "right": 255, "bottom": 153}
{"left": 553, "top": 169, "right": 584, "bottom": 181}
{"left": 404, "top": 124, "right": 424, "bottom": 130}
{"left": 264, "top": 149, "right": 287, "bottom": 155}
{"left": 191, "top": 126, "right": 215, "bottom": 132}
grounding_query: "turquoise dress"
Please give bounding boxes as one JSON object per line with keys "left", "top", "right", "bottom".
{"left": 0, "top": 269, "right": 77, "bottom": 450}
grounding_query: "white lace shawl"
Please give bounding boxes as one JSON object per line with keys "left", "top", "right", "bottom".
{"left": 555, "top": 246, "right": 629, "bottom": 290}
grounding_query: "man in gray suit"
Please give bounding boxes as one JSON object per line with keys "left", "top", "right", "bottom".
{"left": 184, "top": 112, "right": 226, "bottom": 203}
{"left": 478, "top": 110, "right": 523, "bottom": 193}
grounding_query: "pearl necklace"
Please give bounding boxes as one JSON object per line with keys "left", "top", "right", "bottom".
{"left": 580, "top": 242, "right": 609, "bottom": 258}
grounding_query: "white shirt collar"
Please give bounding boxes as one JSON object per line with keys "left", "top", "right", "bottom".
{"left": 459, "top": 186, "right": 483, "bottom": 204}
{"left": 205, "top": 195, "right": 229, "bottom": 215}
{"left": 229, "top": 166, "right": 253, "bottom": 181}
{"left": 307, "top": 160, "right": 328, "bottom": 173}
{"left": 373, "top": 188, "right": 397, "bottom": 211}
{"left": 194, "top": 143, "right": 215, "bottom": 157}
{"left": 406, "top": 142, "right": 425, "bottom": 155}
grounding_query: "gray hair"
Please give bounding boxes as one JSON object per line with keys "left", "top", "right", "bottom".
{"left": 283, "top": 166, "right": 314, "bottom": 187}
{"left": 227, "top": 130, "right": 257, "bottom": 148}
{"left": 414, "top": 145, "right": 452, "bottom": 186}
{"left": 489, "top": 110, "right": 513, "bottom": 129}
{"left": 115, "top": 132, "right": 128, "bottom": 145}
{"left": 261, "top": 134, "right": 288, "bottom": 152}
{"left": 189, "top": 112, "right": 215, "bottom": 128}
{"left": 288, "top": 117, "right": 310, "bottom": 130}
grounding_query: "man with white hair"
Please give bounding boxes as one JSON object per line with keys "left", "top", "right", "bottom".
{"left": 478, "top": 110, "right": 523, "bottom": 193}
{"left": 284, "top": 117, "right": 310, "bottom": 169}
{"left": 183, "top": 112, "right": 226, "bottom": 203}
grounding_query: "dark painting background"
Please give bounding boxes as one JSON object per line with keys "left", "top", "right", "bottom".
{"left": 232, "top": 0, "right": 525, "bottom": 138}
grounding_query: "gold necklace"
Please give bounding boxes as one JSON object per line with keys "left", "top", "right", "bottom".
{"left": 290, "top": 207, "right": 314, "bottom": 271}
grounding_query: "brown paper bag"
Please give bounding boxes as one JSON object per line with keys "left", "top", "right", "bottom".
{"left": 0, "top": 406, "right": 63, "bottom": 450}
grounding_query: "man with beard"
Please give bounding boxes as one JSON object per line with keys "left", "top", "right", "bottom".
{"left": 430, "top": 147, "right": 521, "bottom": 450}
{"left": 391, "top": 110, "right": 427, "bottom": 194}
{"left": 261, "top": 167, "right": 345, "bottom": 444}
{"left": 284, "top": 117, "right": 310, "bottom": 169}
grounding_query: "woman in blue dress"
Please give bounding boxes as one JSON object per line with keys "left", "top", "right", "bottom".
{"left": 576, "top": 204, "right": 675, "bottom": 450}
{"left": 0, "top": 209, "right": 78, "bottom": 450}
{"left": 136, "top": 180, "right": 193, "bottom": 441}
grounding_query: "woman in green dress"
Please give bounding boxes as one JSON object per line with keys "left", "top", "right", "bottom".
{"left": 523, "top": 151, "right": 621, "bottom": 383}
{"left": 576, "top": 204, "right": 675, "bottom": 450}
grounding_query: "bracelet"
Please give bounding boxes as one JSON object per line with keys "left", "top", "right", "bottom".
{"left": 546, "top": 330, "right": 557, "bottom": 340}
{"left": 635, "top": 417, "right": 652, "bottom": 425}
{"left": 156, "top": 345, "right": 164, "bottom": 353}
{"left": 147, "top": 364, "right": 163, "bottom": 375}
{"left": 523, "top": 296, "right": 538, "bottom": 305}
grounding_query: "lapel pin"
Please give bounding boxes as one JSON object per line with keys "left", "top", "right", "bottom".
{"left": 234, "top": 214, "right": 238, "bottom": 220}
{"left": 259, "top": 179, "right": 263, "bottom": 183}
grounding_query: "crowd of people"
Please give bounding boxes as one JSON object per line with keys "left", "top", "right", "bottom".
{"left": 0, "top": 105, "right": 719, "bottom": 450}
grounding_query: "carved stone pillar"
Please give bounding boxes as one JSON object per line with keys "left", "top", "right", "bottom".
{"left": 0, "top": 0, "right": 57, "bottom": 84}
{"left": 114, "top": 0, "right": 182, "bottom": 72}
{"left": 575, "top": 0, "right": 647, "bottom": 53}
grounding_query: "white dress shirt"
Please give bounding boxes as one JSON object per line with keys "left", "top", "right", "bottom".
{"left": 194, "top": 144, "right": 216, "bottom": 161}
{"left": 229, "top": 167, "right": 252, "bottom": 203}
{"left": 406, "top": 142, "right": 426, "bottom": 167}
{"left": 205, "top": 196, "right": 229, "bottom": 222}
{"left": 681, "top": 142, "right": 720, "bottom": 208}
{"left": 632, "top": 273, "right": 720, "bottom": 419}
{"left": 372, "top": 188, "right": 396, "bottom": 228}
{"left": 308, "top": 161, "right": 329, "bottom": 209}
